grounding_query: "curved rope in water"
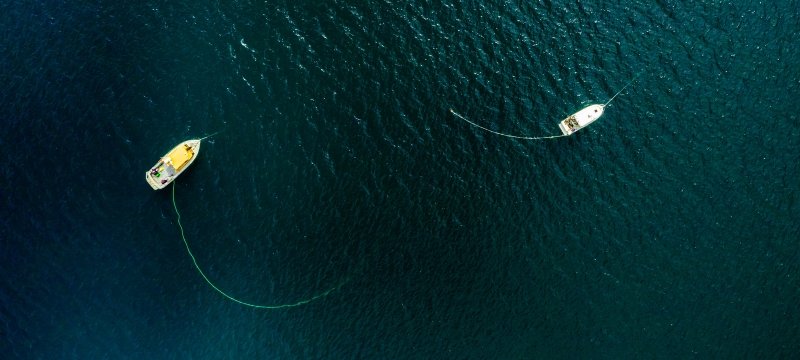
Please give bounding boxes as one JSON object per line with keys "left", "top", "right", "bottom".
{"left": 449, "top": 109, "right": 569, "bottom": 140}
{"left": 172, "top": 182, "right": 349, "bottom": 309}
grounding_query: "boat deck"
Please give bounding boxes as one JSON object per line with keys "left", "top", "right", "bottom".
{"left": 147, "top": 162, "right": 177, "bottom": 187}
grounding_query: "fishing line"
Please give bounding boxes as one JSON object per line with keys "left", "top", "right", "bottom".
{"left": 171, "top": 182, "right": 350, "bottom": 309}
{"left": 449, "top": 109, "right": 569, "bottom": 140}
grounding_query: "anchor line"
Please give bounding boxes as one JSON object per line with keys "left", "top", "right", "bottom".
{"left": 171, "top": 182, "right": 350, "bottom": 309}
{"left": 199, "top": 130, "right": 223, "bottom": 141}
{"left": 604, "top": 71, "right": 644, "bottom": 107}
{"left": 449, "top": 109, "right": 569, "bottom": 140}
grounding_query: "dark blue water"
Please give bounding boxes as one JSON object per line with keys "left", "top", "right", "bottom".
{"left": 2, "top": 1, "right": 799, "bottom": 358}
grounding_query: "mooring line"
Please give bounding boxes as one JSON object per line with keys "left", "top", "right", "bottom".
{"left": 604, "top": 71, "right": 644, "bottom": 107}
{"left": 449, "top": 109, "right": 569, "bottom": 140}
{"left": 171, "top": 182, "right": 349, "bottom": 309}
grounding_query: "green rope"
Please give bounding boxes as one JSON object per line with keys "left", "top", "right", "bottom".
{"left": 172, "top": 182, "right": 348, "bottom": 309}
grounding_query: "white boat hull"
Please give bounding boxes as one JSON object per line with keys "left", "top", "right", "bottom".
{"left": 558, "top": 104, "right": 605, "bottom": 136}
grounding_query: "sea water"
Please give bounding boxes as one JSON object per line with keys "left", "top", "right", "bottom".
{"left": 2, "top": 1, "right": 798, "bottom": 358}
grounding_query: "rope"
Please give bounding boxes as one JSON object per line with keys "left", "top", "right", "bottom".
{"left": 604, "top": 71, "right": 644, "bottom": 107}
{"left": 449, "top": 109, "right": 569, "bottom": 140}
{"left": 199, "top": 130, "right": 223, "bottom": 141}
{"left": 171, "top": 182, "right": 349, "bottom": 309}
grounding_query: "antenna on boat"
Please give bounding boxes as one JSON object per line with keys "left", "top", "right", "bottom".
{"left": 604, "top": 71, "right": 643, "bottom": 107}
{"left": 449, "top": 109, "right": 569, "bottom": 140}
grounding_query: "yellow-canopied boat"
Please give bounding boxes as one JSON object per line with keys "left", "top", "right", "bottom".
{"left": 145, "top": 140, "right": 200, "bottom": 190}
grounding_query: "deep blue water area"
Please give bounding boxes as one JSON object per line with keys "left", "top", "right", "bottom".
{"left": 2, "top": 1, "right": 799, "bottom": 358}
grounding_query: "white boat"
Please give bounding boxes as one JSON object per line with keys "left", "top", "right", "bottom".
{"left": 558, "top": 104, "right": 605, "bottom": 136}
{"left": 145, "top": 139, "right": 201, "bottom": 190}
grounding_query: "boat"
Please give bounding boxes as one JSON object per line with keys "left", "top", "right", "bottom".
{"left": 145, "top": 139, "right": 201, "bottom": 190}
{"left": 558, "top": 104, "right": 605, "bottom": 136}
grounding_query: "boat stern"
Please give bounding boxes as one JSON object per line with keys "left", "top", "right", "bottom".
{"left": 558, "top": 120, "right": 575, "bottom": 136}
{"left": 145, "top": 171, "right": 165, "bottom": 190}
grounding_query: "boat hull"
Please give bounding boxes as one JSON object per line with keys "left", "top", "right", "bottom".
{"left": 145, "top": 140, "right": 201, "bottom": 190}
{"left": 558, "top": 104, "right": 605, "bottom": 136}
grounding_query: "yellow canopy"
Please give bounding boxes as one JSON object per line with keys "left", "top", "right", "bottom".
{"left": 166, "top": 144, "right": 194, "bottom": 170}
